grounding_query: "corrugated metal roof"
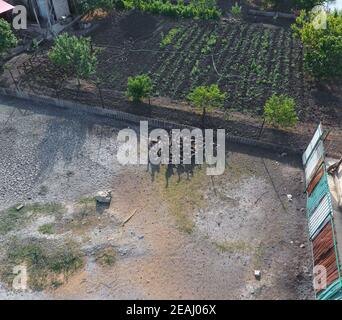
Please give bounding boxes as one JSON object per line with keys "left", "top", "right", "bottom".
{"left": 303, "top": 123, "right": 323, "bottom": 166}
{"left": 307, "top": 172, "right": 330, "bottom": 218}
{"left": 313, "top": 221, "right": 339, "bottom": 294}
{"left": 307, "top": 165, "right": 325, "bottom": 195}
{"left": 302, "top": 123, "right": 342, "bottom": 300}
{"left": 317, "top": 279, "right": 342, "bottom": 300}
{"left": 309, "top": 193, "right": 333, "bottom": 239}
{"left": 305, "top": 140, "right": 325, "bottom": 186}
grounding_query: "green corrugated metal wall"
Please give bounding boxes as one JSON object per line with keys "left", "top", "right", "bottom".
{"left": 307, "top": 171, "right": 329, "bottom": 218}
{"left": 317, "top": 279, "right": 342, "bottom": 300}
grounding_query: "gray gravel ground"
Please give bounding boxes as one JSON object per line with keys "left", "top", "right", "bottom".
{"left": 0, "top": 95, "right": 135, "bottom": 210}
{"left": 0, "top": 95, "right": 138, "bottom": 299}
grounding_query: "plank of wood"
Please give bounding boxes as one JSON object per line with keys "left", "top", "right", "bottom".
{"left": 121, "top": 209, "right": 139, "bottom": 227}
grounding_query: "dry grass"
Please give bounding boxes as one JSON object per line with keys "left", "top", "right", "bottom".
{"left": 213, "top": 240, "right": 253, "bottom": 253}
{"left": 76, "top": 197, "right": 97, "bottom": 218}
{"left": 155, "top": 166, "right": 208, "bottom": 234}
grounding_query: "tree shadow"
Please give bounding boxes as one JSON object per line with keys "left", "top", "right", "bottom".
{"left": 147, "top": 135, "right": 202, "bottom": 187}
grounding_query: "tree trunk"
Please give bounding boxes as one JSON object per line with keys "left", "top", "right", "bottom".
{"left": 8, "top": 69, "right": 19, "bottom": 91}
{"left": 201, "top": 107, "right": 206, "bottom": 129}
{"left": 258, "top": 118, "right": 266, "bottom": 139}
{"left": 97, "top": 84, "right": 104, "bottom": 108}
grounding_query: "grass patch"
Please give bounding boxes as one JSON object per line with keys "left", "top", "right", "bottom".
{"left": 76, "top": 197, "right": 96, "bottom": 218}
{"left": 0, "top": 203, "right": 65, "bottom": 236}
{"left": 59, "top": 197, "right": 97, "bottom": 234}
{"left": 95, "top": 247, "right": 117, "bottom": 267}
{"left": 213, "top": 240, "right": 253, "bottom": 253}
{"left": 38, "top": 223, "right": 55, "bottom": 235}
{"left": 155, "top": 166, "right": 208, "bottom": 234}
{"left": 78, "top": 197, "right": 96, "bottom": 206}
{"left": 0, "top": 238, "right": 84, "bottom": 291}
{"left": 253, "top": 241, "right": 266, "bottom": 269}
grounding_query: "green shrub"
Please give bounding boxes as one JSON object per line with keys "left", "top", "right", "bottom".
{"left": 126, "top": 74, "right": 152, "bottom": 102}
{"left": 124, "top": 0, "right": 221, "bottom": 20}
{"left": 261, "top": 0, "right": 275, "bottom": 8}
{"left": 292, "top": 10, "right": 342, "bottom": 79}
{"left": 0, "top": 18, "right": 18, "bottom": 55}
{"left": 77, "top": 0, "right": 119, "bottom": 13}
{"left": 263, "top": 94, "right": 298, "bottom": 128}
{"left": 231, "top": 2, "right": 242, "bottom": 16}
{"left": 49, "top": 34, "right": 98, "bottom": 83}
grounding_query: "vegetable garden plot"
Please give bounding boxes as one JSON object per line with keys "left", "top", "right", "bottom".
{"left": 11, "top": 14, "right": 308, "bottom": 119}
{"left": 94, "top": 19, "right": 307, "bottom": 115}
{"left": 147, "top": 21, "right": 306, "bottom": 114}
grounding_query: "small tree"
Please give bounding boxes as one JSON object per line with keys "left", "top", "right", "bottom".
{"left": 126, "top": 74, "right": 152, "bottom": 102}
{"left": 263, "top": 94, "right": 298, "bottom": 128}
{"left": 0, "top": 18, "right": 18, "bottom": 55}
{"left": 48, "top": 34, "right": 98, "bottom": 86}
{"left": 187, "top": 84, "right": 225, "bottom": 127}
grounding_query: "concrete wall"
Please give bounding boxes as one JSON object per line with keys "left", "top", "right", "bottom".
{"left": 0, "top": 87, "right": 302, "bottom": 156}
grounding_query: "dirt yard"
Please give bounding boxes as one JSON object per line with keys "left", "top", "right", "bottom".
{"left": 0, "top": 95, "right": 313, "bottom": 299}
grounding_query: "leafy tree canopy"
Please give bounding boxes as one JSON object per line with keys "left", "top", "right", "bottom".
{"left": 48, "top": 34, "right": 98, "bottom": 80}
{"left": 0, "top": 19, "right": 18, "bottom": 55}
{"left": 292, "top": 9, "right": 342, "bottom": 78}
{"left": 264, "top": 94, "right": 298, "bottom": 128}
{"left": 187, "top": 84, "right": 225, "bottom": 112}
{"left": 188, "top": 84, "right": 225, "bottom": 127}
{"left": 126, "top": 74, "right": 152, "bottom": 102}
